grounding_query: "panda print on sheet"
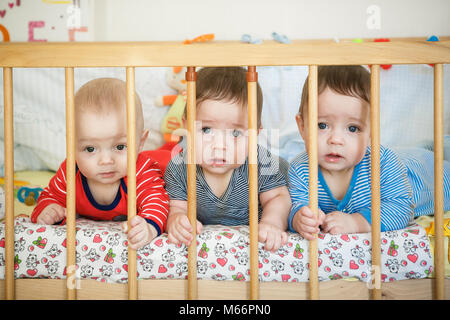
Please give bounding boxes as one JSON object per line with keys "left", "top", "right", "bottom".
{"left": 385, "top": 259, "right": 400, "bottom": 273}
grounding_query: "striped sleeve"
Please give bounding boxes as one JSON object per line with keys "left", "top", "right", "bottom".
{"left": 287, "top": 154, "right": 310, "bottom": 232}
{"left": 31, "top": 160, "right": 68, "bottom": 223}
{"left": 163, "top": 153, "right": 188, "bottom": 201}
{"left": 135, "top": 157, "right": 170, "bottom": 236}
{"left": 358, "top": 147, "right": 414, "bottom": 232}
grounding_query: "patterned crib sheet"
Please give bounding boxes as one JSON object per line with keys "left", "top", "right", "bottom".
{"left": 0, "top": 217, "right": 433, "bottom": 284}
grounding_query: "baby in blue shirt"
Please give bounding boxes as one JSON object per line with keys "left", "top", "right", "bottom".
{"left": 288, "top": 66, "right": 414, "bottom": 240}
{"left": 289, "top": 65, "right": 450, "bottom": 240}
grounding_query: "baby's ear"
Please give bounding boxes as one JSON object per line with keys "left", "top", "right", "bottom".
{"left": 295, "top": 113, "right": 305, "bottom": 137}
{"left": 138, "top": 129, "right": 149, "bottom": 152}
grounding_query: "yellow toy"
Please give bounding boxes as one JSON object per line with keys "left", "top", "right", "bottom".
{"left": 154, "top": 66, "right": 188, "bottom": 143}
{"left": 425, "top": 218, "right": 450, "bottom": 263}
{"left": 0, "top": 175, "right": 30, "bottom": 188}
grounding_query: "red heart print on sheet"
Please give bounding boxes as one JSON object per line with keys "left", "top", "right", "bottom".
{"left": 407, "top": 253, "right": 418, "bottom": 263}
{"left": 350, "top": 260, "right": 359, "bottom": 269}
{"left": 217, "top": 258, "right": 227, "bottom": 267}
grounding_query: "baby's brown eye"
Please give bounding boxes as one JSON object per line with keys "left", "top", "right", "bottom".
{"left": 116, "top": 144, "right": 126, "bottom": 151}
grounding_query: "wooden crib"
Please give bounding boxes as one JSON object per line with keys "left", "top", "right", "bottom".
{"left": 1, "top": 37, "right": 449, "bottom": 300}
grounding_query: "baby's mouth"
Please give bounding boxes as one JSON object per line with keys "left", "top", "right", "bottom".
{"left": 325, "top": 153, "right": 343, "bottom": 163}
{"left": 210, "top": 158, "right": 227, "bottom": 166}
{"left": 99, "top": 171, "right": 115, "bottom": 178}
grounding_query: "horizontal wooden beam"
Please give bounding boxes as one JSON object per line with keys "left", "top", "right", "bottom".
{"left": 1, "top": 279, "right": 449, "bottom": 300}
{"left": 1, "top": 37, "right": 449, "bottom": 68}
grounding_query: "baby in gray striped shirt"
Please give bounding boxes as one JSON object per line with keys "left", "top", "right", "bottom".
{"left": 164, "top": 67, "right": 292, "bottom": 252}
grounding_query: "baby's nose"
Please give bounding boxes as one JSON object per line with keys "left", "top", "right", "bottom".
{"left": 99, "top": 151, "right": 114, "bottom": 164}
{"left": 212, "top": 130, "right": 227, "bottom": 149}
{"left": 328, "top": 130, "right": 344, "bottom": 144}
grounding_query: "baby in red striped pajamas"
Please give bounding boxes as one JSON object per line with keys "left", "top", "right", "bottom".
{"left": 31, "top": 78, "right": 170, "bottom": 250}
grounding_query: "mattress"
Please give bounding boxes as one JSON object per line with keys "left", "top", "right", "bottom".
{"left": 0, "top": 216, "right": 434, "bottom": 284}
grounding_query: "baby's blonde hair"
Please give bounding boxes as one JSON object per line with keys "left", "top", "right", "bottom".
{"left": 74, "top": 78, "right": 144, "bottom": 134}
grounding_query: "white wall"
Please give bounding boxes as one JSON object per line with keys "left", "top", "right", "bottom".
{"left": 1, "top": 0, "right": 449, "bottom": 42}
{"left": 92, "top": 0, "right": 450, "bottom": 41}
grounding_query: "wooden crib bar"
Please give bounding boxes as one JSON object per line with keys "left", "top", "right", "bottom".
{"left": 307, "top": 65, "right": 319, "bottom": 300}
{"left": 64, "top": 67, "right": 77, "bottom": 300}
{"left": 247, "top": 66, "right": 259, "bottom": 300}
{"left": 370, "top": 65, "right": 382, "bottom": 300}
{"left": 0, "top": 38, "right": 449, "bottom": 68}
{"left": 186, "top": 66, "right": 198, "bottom": 300}
{"left": 126, "top": 67, "right": 138, "bottom": 300}
{"left": 434, "top": 64, "right": 445, "bottom": 300}
{"left": 3, "top": 67, "right": 14, "bottom": 300}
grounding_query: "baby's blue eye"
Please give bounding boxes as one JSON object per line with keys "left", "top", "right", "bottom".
{"left": 85, "top": 146, "right": 95, "bottom": 153}
{"left": 231, "top": 129, "right": 242, "bottom": 137}
{"left": 202, "top": 127, "right": 212, "bottom": 134}
{"left": 348, "top": 125, "right": 359, "bottom": 133}
{"left": 318, "top": 122, "right": 328, "bottom": 130}
{"left": 116, "top": 144, "right": 127, "bottom": 151}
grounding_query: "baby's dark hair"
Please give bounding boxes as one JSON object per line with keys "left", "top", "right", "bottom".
{"left": 184, "top": 67, "right": 263, "bottom": 128}
{"left": 299, "top": 65, "right": 371, "bottom": 117}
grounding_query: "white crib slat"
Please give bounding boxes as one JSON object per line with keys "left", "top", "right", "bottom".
{"left": 247, "top": 66, "right": 259, "bottom": 300}
{"left": 370, "top": 65, "right": 382, "bottom": 300}
{"left": 64, "top": 68, "right": 77, "bottom": 300}
{"left": 126, "top": 67, "right": 138, "bottom": 300}
{"left": 3, "top": 67, "right": 15, "bottom": 300}
{"left": 433, "top": 63, "right": 445, "bottom": 300}
{"left": 186, "top": 67, "right": 198, "bottom": 300}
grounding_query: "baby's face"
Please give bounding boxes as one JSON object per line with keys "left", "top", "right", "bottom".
{"left": 194, "top": 99, "right": 249, "bottom": 175}
{"left": 298, "top": 87, "right": 370, "bottom": 174}
{"left": 75, "top": 108, "right": 132, "bottom": 186}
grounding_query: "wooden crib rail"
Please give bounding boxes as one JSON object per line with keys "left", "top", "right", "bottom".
{"left": 1, "top": 37, "right": 449, "bottom": 301}
{"left": 0, "top": 38, "right": 449, "bottom": 68}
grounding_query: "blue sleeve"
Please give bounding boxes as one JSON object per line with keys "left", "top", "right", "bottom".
{"left": 287, "top": 162, "right": 310, "bottom": 232}
{"left": 358, "top": 147, "right": 414, "bottom": 232}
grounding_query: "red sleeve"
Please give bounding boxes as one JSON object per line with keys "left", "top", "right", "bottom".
{"left": 31, "top": 160, "right": 68, "bottom": 223}
{"left": 135, "top": 157, "right": 170, "bottom": 235}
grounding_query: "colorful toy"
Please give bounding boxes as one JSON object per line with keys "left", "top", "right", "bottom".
{"left": 17, "top": 186, "right": 43, "bottom": 206}
{"left": 425, "top": 218, "right": 450, "bottom": 264}
{"left": 272, "top": 32, "right": 290, "bottom": 44}
{"left": 426, "top": 35, "right": 439, "bottom": 67}
{"left": 183, "top": 33, "right": 214, "bottom": 45}
{"left": 0, "top": 175, "right": 30, "bottom": 188}
{"left": 241, "top": 34, "right": 262, "bottom": 44}
{"left": 155, "top": 66, "right": 188, "bottom": 143}
{"left": 0, "top": 186, "right": 4, "bottom": 220}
